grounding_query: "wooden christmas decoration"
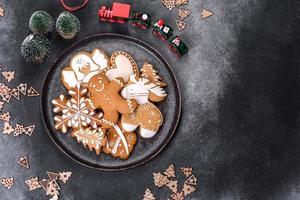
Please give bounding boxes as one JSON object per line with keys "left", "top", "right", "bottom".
{"left": 10, "top": 88, "right": 20, "bottom": 100}
{"left": 27, "top": 86, "right": 39, "bottom": 96}
{"left": 3, "top": 122, "right": 14, "bottom": 134}
{"left": 182, "top": 183, "right": 196, "bottom": 196}
{"left": 143, "top": 188, "right": 156, "bottom": 200}
{"left": 14, "top": 124, "right": 25, "bottom": 136}
{"left": 0, "top": 101, "right": 4, "bottom": 111}
{"left": 47, "top": 172, "right": 59, "bottom": 181}
{"left": 25, "top": 177, "right": 41, "bottom": 190}
{"left": 50, "top": 195, "right": 59, "bottom": 200}
{"left": 1, "top": 93, "right": 11, "bottom": 103}
{"left": 153, "top": 172, "right": 169, "bottom": 187}
{"left": 0, "top": 6, "right": 4, "bottom": 17}
{"left": 178, "top": 9, "right": 191, "bottom": 20}
{"left": 17, "top": 83, "right": 27, "bottom": 95}
{"left": 171, "top": 191, "right": 184, "bottom": 200}
{"left": 18, "top": 155, "right": 29, "bottom": 168}
{"left": 23, "top": 125, "right": 35, "bottom": 136}
{"left": 175, "top": 0, "right": 188, "bottom": 7}
{"left": 0, "top": 112, "right": 11, "bottom": 122}
{"left": 176, "top": 20, "right": 186, "bottom": 31}
{"left": 201, "top": 9, "right": 214, "bottom": 19}
{"left": 39, "top": 179, "right": 50, "bottom": 192}
{"left": 184, "top": 174, "right": 197, "bottom": 186}
{"left": 180, "top": 167, "right": 192, "bottom": 177}
{"left": 58, "top": 172, "right": 72, "bottom": 183}
{"left": 162, "top": 0, "right": 176, "bottom": 11}
{"left": 46, "top": 181, "right": 59, "bottom": 196}
{"left": 1, "top": 177, "right": 14, "bottom": 189}
{"left": 2, "top": 71, "right": 15, "bottom": 82}
{"left": 164, "top": 164, "right": 176, "bottom": 178}
{"left": 166, "top": 180, "right": 178, "bottom": 193}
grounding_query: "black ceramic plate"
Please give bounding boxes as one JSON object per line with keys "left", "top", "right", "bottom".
{"left": 41, "top": 33, "right": 181, "bottom": 171}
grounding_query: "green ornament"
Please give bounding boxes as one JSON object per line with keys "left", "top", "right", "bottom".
{"left": 56, "top": 11, "right": 80, "bottom": 39}
{"left": 29, "top": 11, "right": 54, "bottom": 35}
{"left": 20, "top": 34, "right": 51, "bottom": 64}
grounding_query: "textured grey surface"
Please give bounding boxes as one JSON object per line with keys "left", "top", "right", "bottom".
{"left": 0, "top": 0, "right": 300, "bottom": 200}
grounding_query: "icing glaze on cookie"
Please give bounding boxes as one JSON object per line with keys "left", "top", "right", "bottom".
{"left": 91, "top": 49, "right": 110, "bottom": 70}
{"left": 121, "top": 103, "right": 163, "bottom": 138}
{"left": 106, "top": 51, "right": 139, "bottom": 82}
{"left": 121, "top": 75, "right": 167, "bottom": 104}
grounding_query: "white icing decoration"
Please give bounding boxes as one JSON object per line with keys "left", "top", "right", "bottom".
{"left": 121, "top": 75, "right": 166, "bottom": 104}
{"left": 70, "top": 53, "right": 101, "bottom": 82}
{"left": 62, "top": 70, "right": 79, "bottom": 88}
{"left": 113, "top": 124, "right": 129, "bottom": 156}
{"left": 106, "top": 54, "right": 135, "bottom": 82}
{"left": 91, "top": 49, "right": 109, "bottom": 69}
{"left": 122, "top": 123, "right": 139, "bottom": 132}
{"left": 140, "top": 128, "right": 156, "bottom": 138}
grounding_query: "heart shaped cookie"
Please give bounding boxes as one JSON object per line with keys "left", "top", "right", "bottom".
{"left": 105, "top": 51, "right": 139, "bottom": 82}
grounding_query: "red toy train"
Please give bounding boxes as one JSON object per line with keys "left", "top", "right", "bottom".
{"left": 98, "top": 2, "right": 188, "bottom": 57}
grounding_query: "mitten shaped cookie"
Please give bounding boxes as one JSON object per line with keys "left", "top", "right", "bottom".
{"left": 103, "top": 124, "right": 137, "bottom": 159}
{"left": 121, "top": 103, "right": 163, "bottom": 138}
{"left": 87, "top": 74, "right": 138, "bottom": 128}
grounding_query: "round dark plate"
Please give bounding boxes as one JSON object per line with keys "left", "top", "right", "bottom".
{"left": 41, "top": 33, "right": 181, "bottom": 171}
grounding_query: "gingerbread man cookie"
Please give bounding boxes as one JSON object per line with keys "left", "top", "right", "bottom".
{"left": 121, "top": 103, "right": 163, "bottom": 138}
{"left": 87, "top": 74, "right": 138, "bottom": 128}
{"left": 103, "top": 124, "right": 137, "bottom": 159}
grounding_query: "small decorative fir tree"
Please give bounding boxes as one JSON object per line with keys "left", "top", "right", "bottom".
{"left": 20, "top": 34, "right": 51, "bottom": 64}
{"left": 29, "top": 11, "right": 54, "bottom": 35}
{"left": 56, "top": 11, "right": 80, "bottom": 39}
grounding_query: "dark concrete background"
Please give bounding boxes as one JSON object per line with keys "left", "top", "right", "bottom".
{"left": 0, "top": 0, "right": 300, "bottom": 199}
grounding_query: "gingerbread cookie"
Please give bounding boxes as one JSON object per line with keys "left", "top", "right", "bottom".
{"left": 90, "top": 48, "right": 110, "bottom": 70}
{"left": 121, "top": 103, "right": 163, "bottom": 138}
{"left": 105, "top": 51, "right": 139, "bottom": 82}
{"left": 52, "top": 86, "right": 103, "bottom": 133}
{"left": 71, "top": 127, "right": 107, "bottom": 155}
{"left": 121, "top": 75, "right": 167, "bottom": 104}
{"left": 141, "top": 62, "right": 167, "bottom": 87}
{"left": 62, "top": 50, "right": 109, "bottom": 89}
{"left": 87, "top": 74, "right": 138, "bottom": 128}
{"left": 103, "top": 124, "right": 137, "bottom": 159}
